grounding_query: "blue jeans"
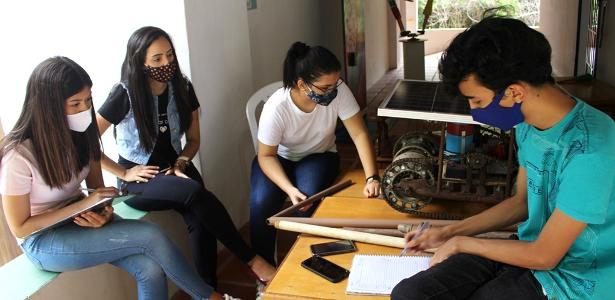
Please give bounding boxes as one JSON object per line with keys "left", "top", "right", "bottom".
{"left": 21, "top": 217, "right": 213, "bottom": 300}
{"left": 250, "top": 152, "right": 340, "bottom": 265}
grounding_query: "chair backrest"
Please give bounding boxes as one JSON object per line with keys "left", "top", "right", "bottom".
{"left": 246, "top": 81, "right": 283, "bottom": 153}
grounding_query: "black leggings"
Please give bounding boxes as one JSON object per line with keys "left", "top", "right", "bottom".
{"left": 120, "top": 163, "right": 255, "bottom": 288}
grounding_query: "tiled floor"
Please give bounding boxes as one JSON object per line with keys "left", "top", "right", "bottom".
{"left": 173, "top": 66, "right": 410, "bottom": 300}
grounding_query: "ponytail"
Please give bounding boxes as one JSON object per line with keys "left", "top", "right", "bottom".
{"left": 282, "top": 41, "right": 341, "bottom": 89}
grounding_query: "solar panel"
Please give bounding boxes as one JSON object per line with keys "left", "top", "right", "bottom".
{"left": 378, "top": 80, "right": 478, "bottom": 124}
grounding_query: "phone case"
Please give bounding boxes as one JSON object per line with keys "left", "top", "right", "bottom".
{"left": 301, "top": 255, "right": 350, "bottom": 283}
{"left": 310, "top": 240, "right": 357, "bottom": 256}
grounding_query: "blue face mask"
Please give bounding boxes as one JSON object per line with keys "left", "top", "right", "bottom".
{"left": 470, "top": 90, "right": 524, "bottom": 131}
{"left": 306, "top": 87, "right": 338, "bottom": 106}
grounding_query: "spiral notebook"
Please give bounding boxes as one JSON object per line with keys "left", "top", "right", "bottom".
{"left": 346, "top": 254, "right": 431, "bottom": 295}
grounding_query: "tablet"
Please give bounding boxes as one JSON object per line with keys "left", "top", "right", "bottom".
{"left": 25, "top": 195, "right": 134, "bottom": 238}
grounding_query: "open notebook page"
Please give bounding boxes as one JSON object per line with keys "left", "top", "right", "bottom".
{"left": 346, "top": 254, "right": 431, "bottom": 295}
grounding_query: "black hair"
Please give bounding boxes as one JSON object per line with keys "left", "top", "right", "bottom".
{"left": 438, "top": 17, "right": 554, "bottom": 97}
{"left": 0, "top": 57, "right": 101, "bottom": 188}
{"left": 121, "top": 26, "right": 192, "bottom": 152}
{"left": 282, "top": 42, "right": 341, "bottom": 88}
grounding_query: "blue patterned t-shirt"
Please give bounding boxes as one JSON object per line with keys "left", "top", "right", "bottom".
{"left": 516, "top": 98, "right": 615, "bottom": 300}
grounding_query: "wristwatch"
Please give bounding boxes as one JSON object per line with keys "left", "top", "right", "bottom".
{"left": 365, "top": 174, "right": 381, "bottom": 184}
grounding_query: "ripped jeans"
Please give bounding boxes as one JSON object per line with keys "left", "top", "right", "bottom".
{"left": 21, "top": 217, "right": 213, "bottom": 300}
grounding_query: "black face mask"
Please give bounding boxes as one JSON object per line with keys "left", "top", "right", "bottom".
{"left": 305, "top": 86, "right": 338, "bottom": 106}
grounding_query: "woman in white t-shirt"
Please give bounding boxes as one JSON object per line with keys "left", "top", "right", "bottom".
{"left": 250, "top": 42, "right": 380, "bottom": 265}
{"left": 0, "top": 57, "right": 236, "bottom": 300}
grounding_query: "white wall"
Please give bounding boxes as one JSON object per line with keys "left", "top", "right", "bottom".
{"left": 365, "top": 0, "right": 391, "bottom": 89}
{"left": 183, "top": 0, "right": 254, "bottom": 226}
{"left": 539, "top": 0, "right": 579, "bottom": 77}
{"left": 596, "top": 1, "right": 615, "bottom": 86}
{"left": 0, "top": 0, "right": 192, "bottom": 187}
{"left": 247, "top": 0, "right": 344, "bottom": 91}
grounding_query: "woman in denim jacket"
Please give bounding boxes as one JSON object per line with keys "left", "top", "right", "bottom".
{"left": 96, "top": 26, "right": 275, "bottom": 288}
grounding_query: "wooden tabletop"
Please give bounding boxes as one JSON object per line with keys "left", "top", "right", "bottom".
{"left": 263, "top": 196, "right": 434, "bottom": 300}
{"left": 330, "top": 169, "right": 371, "bottom": 199}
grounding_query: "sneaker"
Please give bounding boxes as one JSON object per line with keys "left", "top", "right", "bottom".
{"left": 256, "top": 280, "right": 266, "bottom": 300}
{"left": 223, "top": 293, "right": 241, "bottom": 300}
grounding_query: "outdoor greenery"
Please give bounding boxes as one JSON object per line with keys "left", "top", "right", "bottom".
{"left": 417, "top": 0, "right": 540, "bottom": 29}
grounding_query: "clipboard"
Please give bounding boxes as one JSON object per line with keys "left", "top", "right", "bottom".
{"left": 25, "top": 194, "right": 134, "bottom": 238}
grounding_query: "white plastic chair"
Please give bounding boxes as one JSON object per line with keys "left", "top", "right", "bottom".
{"left": 246, "top": 81, "right": 283, "bottom": 153}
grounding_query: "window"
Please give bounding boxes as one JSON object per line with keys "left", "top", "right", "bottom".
{"left": 418, "top": 0, "right": 540, "bottom": 29}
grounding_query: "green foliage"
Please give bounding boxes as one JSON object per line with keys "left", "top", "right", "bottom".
{"left": 417, "top": 0, "right": 540, "bottom": 29}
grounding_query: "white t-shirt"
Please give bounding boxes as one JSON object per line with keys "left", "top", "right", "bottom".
{"left": 257, "top": 82, "right": 360, "bottom": 161}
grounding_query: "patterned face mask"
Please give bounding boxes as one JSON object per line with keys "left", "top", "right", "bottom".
{"left": 144, "top": 61, "right": 177, "bottom": 82}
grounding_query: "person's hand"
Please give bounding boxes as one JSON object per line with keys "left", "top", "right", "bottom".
{"left": 363, "top": 180, "right": 381, "bottom": 198}
{"left": 165, "top": 166, "right": 189, "bottom": 178}
{"left": 428, "top": 236, "right": 469, "bottom": 267}
{"left": 122, "top": 165, "right": 159, "bottom": 183}
{"left": 74, "top": 206, "right": 114, "bottom": 228}
{"left": 286, "top": 187, "right": 310, "bottom": 212}
{"left": 165, "top": 158, "right": 189, "bottom": 178}
{"left": 404, "top": 226, "right": 450, "bottom": 255}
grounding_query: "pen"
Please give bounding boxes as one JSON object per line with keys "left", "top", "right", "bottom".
{"left": 399, "top": 221, "right": 430, "bottom": 256}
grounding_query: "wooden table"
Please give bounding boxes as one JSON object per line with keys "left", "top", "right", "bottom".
{"left": 330, "top": 169, "right": 370, "bottom": 199}
{"left": 263, "top": 197, "right": 425, "bottom": 300}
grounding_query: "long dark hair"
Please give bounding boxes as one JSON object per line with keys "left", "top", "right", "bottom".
{"left": 121, "top": 26, "right": 192, "bottom": 152}
{"left": 282, "top": 41, "right": 341, "bottom": 88}
{"left": 0, "top": 57, "right": 101, "bottom": 188}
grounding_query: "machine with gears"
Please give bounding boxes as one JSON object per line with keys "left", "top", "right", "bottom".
{"left": 378, "top": 80, "right": 518, "bottom": 220}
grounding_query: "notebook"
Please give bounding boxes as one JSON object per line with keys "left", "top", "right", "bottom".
{"left": 346, "top": 254, "right": 431, "bottom": 295}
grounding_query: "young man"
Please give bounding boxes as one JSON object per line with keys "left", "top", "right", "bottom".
{"left": 391, "top": 17, "right": 615, "bottom": 300}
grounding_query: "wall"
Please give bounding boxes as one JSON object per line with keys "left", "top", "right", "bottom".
{"left": 423, "top": 28, "right": 463, "bottom": 55}
{"left": 247, "top": 0, "right": 344, "bottom": 91}
{"left": 365, "top": 0, "right": 391, "bottom": 89}
{"left": 183, "top": 0, "right": 254, "bottom": 226}
{"left": 596, "top": 1, "right": 615, "bottom": 86}
{"left": 539, "top": 0, "right": 579, "bottom": 77}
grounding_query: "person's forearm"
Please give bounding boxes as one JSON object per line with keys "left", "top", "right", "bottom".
{"left": 443, "top": 194, "right": 528, "bottom": 238}
{"left": 101, "top": 152, "right": 127, "bottom": 180}
{"left": 10, "top": 197, "right": 99, "bottom": 238}
{"left": 458, "top": 237, "right": 555, "bottom": 270}
{"left": 258, "top": 155, "right": 295, "bottom": 193}
{"left": 179, "top": 139, "right": 199, "bottom": 160}
{"left": 353, "top": 131, "right": 378, "bottom": 179}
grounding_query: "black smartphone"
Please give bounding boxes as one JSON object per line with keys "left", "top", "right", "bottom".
{"left": 310, "top": 240, "right": 357, "bottom": 256}
{"left": 301, "top": 255, "right": 350, "bottom": 283}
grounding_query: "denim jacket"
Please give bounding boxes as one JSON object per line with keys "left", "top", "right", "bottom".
{"left": 115, "top": 82, "right": 183, "bottom": 165}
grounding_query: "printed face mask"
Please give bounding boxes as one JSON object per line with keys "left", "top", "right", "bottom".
{"left": 305, "top": 86, "right": 338, "bottom": 106}
{"left": 470, "top": 90, "right": 524, "bottom": 131}
{"left": 144, "top": 61, "right": 177, "bottom": 82}
{"left": 67, "top": 108, "right": 92, "bottom": 132}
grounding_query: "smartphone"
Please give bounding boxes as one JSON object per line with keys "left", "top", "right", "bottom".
{"left": 310, "top": 240, "right": 357, "bottom": 256}
{"left": 301, "top": 255, "right": 350, "bottom": 283}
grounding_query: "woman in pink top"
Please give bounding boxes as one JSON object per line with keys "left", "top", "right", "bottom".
{"left": 0, "top": 57, "right": 236, "bottom": 300}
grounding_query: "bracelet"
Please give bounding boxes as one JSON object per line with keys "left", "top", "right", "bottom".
{"left": 366, "top": 174, "right": 381, "bottom": 184}
{"left": 174, "top": 158, "right": 189, "bottom": 171}
{"left": 177, "top": 155, "right": 191, "bottom": 162}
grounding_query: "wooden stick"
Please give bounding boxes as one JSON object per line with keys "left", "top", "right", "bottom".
{"left": 269, "top": 180, "right": 353, "bottom": 218}
{"left": 343, "top": 227, "right": 405, "bottom": 237}
{"left": 267, "top": 216, "right": 459, "bottom": 228}
{"left": 273, "top": 220, "right": 406, "bottom": 248}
